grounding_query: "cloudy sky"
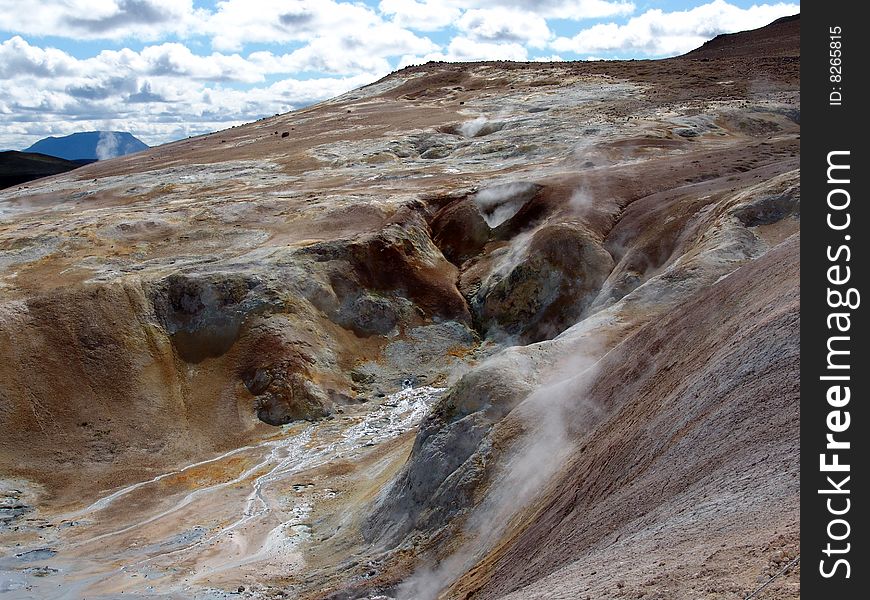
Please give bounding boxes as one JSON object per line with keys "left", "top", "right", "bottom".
{"left": 0, "top": 0, "right": 799, "bottom": 151}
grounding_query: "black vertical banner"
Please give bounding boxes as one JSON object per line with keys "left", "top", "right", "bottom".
{"left": 802, "top": 2, "right": 868, "bottom": 598}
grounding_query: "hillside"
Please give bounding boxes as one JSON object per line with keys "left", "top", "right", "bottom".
{"left": 0, "top": 151, "right": 87, "bottom": 190}
{"left": 0, "top": 15, "right": 799, "bottom": 600}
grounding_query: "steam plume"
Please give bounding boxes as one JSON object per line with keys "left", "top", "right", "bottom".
{"left": 96, "top": 131, "right": 121, "bottom": 160}
{"left": 397, "top": 342, "right": 605, "bottom": 600}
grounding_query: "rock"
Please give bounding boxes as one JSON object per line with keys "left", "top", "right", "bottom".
{"left": 420, "top": 146, "right": 452, "bottom": 160}
{"left": 0, "top": 491, "right": 32, "bottom": 528}
{"left": 350, "top": 369, "right": 375, "bottom": 384}
{"left": 383, "top": 321, "right": 478, "bottom": 373}
{"left": 15, "top": 548, "right": 57, "bottom": 561}
{"left": 732, "top": 186, "right": 800, "bottom": 226}
{"left": 430, "top": 198, "right": 491, "bottom": 264}
{"left": 149, "top": 272, "right": 280, "bottom": 363}
{"left": 254, "top": 374, "right": 331, "bottom": 425}
{"left": 237, "top": 317, "right": 336, "bottom": 423}
{"left": 242, "top": 368, "right": 272, "bottom": 396}
{"left": 469, "top": 223, "right": 614, "bottom": 343}
{"left": 340, "top": 293, "right": 398, "bottom": 336}
{"left": 364, "top": 350, "right": 535, "bottom": 545}
{"left": 301, "top": 212, "right": 471, "bottom": 327}
{"left": 23, "top": 566, "right": 60, "bottom": 577}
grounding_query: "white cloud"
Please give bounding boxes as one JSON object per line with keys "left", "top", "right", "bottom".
{"left": 0, "top": 0, "right": 200, "bottom": 41}
{"left": 457, "top": 8, "right": 551, "bottom": 48}
{"left": 446, "top": 0, "right": 635, "bottom": 20}
{"left": 0, "top": 36, "right": 80, "bottom": 79}
{"left": 383, "top": 0, "right": 635, "bottom": 28}
{"left": 552, "top": 0, "right": 799, "bottom": 56}
{"left": 245, "top": 22, "right": 437, "bottom": 74}
{"left": 420, "top": 36, "right": 529, "bottom": 62}
{"left": 137, "top": 44, "right": 263, "bottom": 82}
{"left": 0, "top": 33, "right": 409, "bottom": 87}
{"left": 201, "top": 0, "right": 437, "bottom": 74}
{"left": 206, "top": 0, "right": 384, "bottom": 51}
{"left": 1, "top": 37, "right": 262, "bottom": 85}
{"left": 257, "top": 42, "right": 393, "bottom": 75}
{"left": 379, "top": 0, "right": 462, "bottom": 31}
{"left": 0, "top": 1, "right": 439, "bottom": 60}
{"left": 0, "top": 35, "right": 389, "bottom": 149}
{"left": 205, "top": 0, "right": 329, "bottom": 51}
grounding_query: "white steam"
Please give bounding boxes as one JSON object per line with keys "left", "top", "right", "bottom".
{"left": 458, "top": 116, "right": 504, "bottom": 138}
{"left": 472, "top": 182, "right": 537, "bottom": 227}
{"left": 397, "top": 343, "right": 605, "bottom": 600}
{"left": 459, "top": 116, "right": 488, "bottom": 137}
{"left": 568, "top": 187, "right": 595, "bottom": 213}
{"left": 96, "top": 131, "right": 121, "bottom": 160}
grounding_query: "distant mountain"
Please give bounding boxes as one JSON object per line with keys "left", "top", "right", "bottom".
{"left": 0, "top": 151, "right": 89, "bottom": 190}
{"left": 24, "top": 131, "right": 148, "bottom": 161}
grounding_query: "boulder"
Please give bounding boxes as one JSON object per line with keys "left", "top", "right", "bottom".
{"left": 469, "top": 223, "right": 614, "bottom": 343}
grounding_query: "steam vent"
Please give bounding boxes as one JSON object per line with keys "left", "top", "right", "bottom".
{"left": 0, "top": 15, "right": 799, "bottom": 600}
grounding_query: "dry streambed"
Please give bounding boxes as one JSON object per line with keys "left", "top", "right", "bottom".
{"left": 0, "top": 386, "right": 443, "bottom": 599}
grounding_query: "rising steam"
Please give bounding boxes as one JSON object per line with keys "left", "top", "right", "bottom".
{"left": 472, "top": 181, "right": 537, "bottom": 227}
{"left": 459, "top": 116, "right": 504, "bottom": 138}
{"left": 96, "top": 131, "right": 121, "bottom": 160}
{"left": 397, "top": 342, "right": 605, "bottom": 600}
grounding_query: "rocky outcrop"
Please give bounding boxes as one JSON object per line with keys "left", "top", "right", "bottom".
{"left": 0, "top": 203, "right": 480, "bottom": 496}
{"left": 466, "top": 222, "right": 614, "bottom": 342}
{"left": 0, "top": 282, "right": 232, "bottom": 494}
{"left": 732, "top": 183, "right": 800, "bottom": 227}
{"left": 430, "top": 199, "right": 490, "bottom": 264}
{"left": 365, "top": 164, "right": 800, "bottom": 556}
{"left": 364, "top": 350, "right": 537, "bottom": 546}
{"left": 149, "top": 272, "right": 280, "bottom": 362}
{"left": 300, "top": 211, "right": 471, "bottom": 329}
{"left": 236, "top": 317, "right": 333, "bottom": 424}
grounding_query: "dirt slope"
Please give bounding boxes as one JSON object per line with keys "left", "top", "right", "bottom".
{"left": 449, "top": 236, "right": 799, "bottom": 600}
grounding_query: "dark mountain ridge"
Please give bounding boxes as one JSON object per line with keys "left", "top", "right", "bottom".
{"left": 0, "top": 150, "right": 89, "bottom": 190}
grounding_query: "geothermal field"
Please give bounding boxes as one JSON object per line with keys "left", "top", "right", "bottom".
{"left": 0, "top": 15, "right": 799, "bottom": 600}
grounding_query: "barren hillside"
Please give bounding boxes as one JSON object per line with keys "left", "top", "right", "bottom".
{"left": 0, "top": 15, "right": 799, "bottom": 600}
